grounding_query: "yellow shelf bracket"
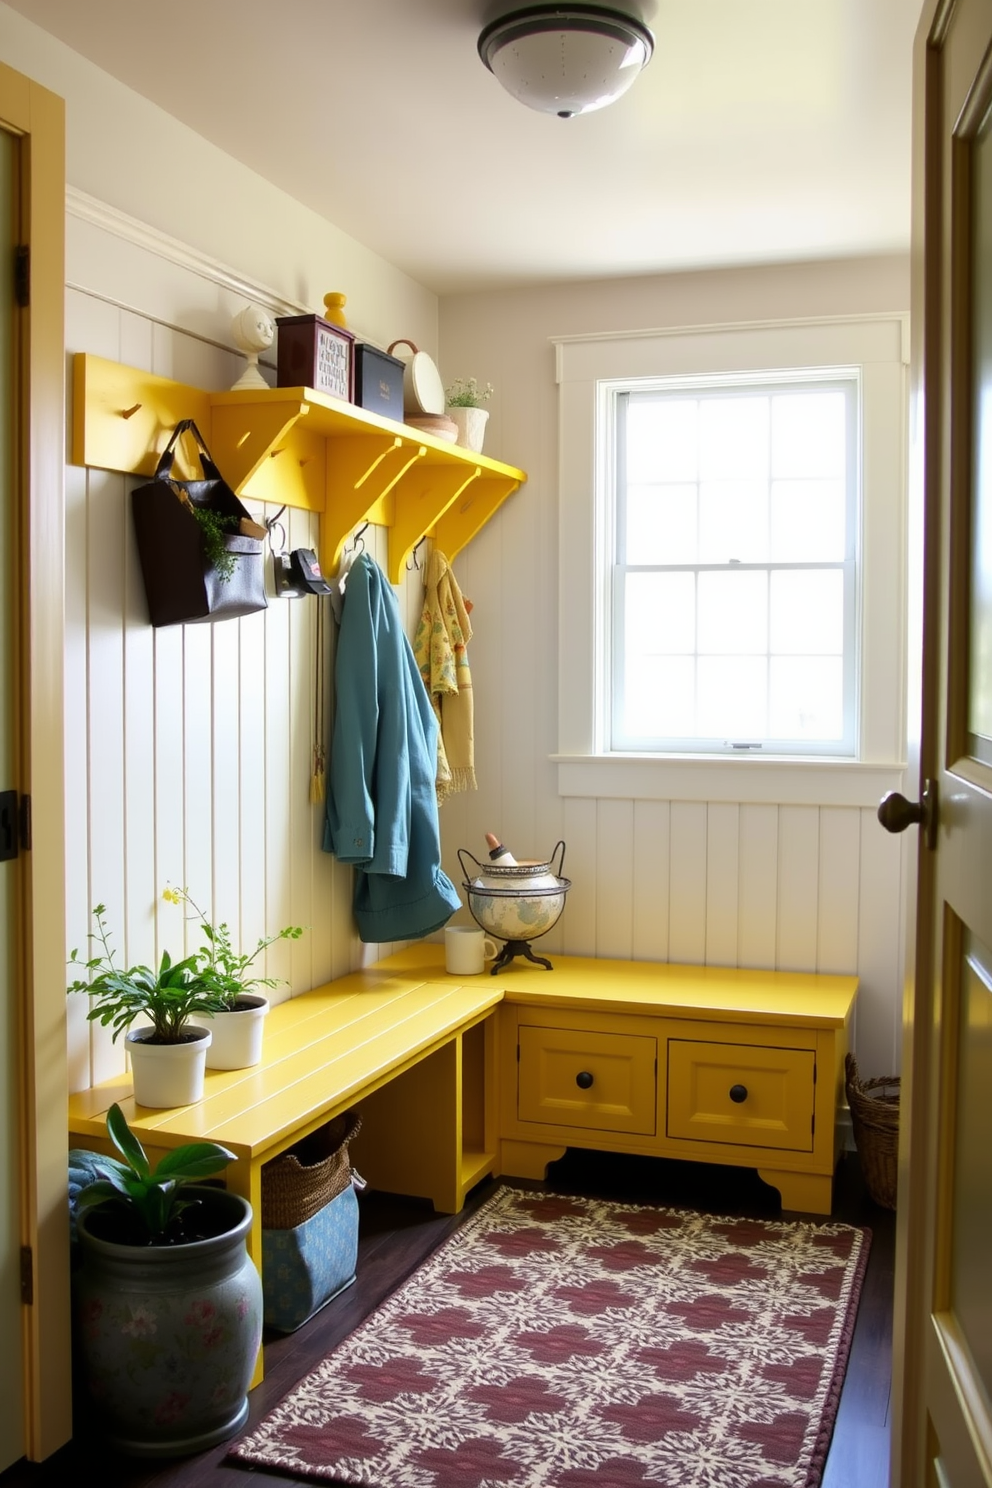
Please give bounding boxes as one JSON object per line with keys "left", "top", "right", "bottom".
{"left": 208, "top": 400, "right": 311, "bottom": 496}
{"left": 324, "top": 437, "right": 425, "bottom": 573}
{"left": 387, "top": 464, "right": 481, "bottom": 584}
{"left": 434, "top": 474, "right": 521, "bottom": 566}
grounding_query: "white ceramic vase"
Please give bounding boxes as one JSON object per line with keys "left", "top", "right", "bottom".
{"left": 203, "top": 995, "right": 269, "bottom": 1070}
{"left": 448, "top": 405, "right": 489, "bottom": 453}
{"left": 126, "top": 1026, "right": 211, "bottom": 1108}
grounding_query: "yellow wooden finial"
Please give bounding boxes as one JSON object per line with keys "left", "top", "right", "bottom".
{"left": 323, "top": 292, "right": 348, "bottom": 328}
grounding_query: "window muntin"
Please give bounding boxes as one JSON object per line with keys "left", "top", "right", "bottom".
{"left": 610, "top": 372, "right": 859, "bottom": 757}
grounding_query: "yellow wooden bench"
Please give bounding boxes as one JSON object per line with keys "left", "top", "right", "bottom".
{"left": 67, "top": 964, "right": 502, "bottom": 1286}
{"left": 68, "top": 946, "right": 857, "bottom": 1382}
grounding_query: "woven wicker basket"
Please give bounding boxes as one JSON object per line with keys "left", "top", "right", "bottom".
{"left": 261, "top": 1108, "right": 362, "bottom": 1230}
{"left": 845, "top": 1053, "right": 899, "bottom": 1210}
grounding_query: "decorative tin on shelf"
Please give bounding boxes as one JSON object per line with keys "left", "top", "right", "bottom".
{"left": 353, "top": 343, "right": 405, "bottom": 424}
{"left": 275, "top": 313, "right": 355, "bottom": 401}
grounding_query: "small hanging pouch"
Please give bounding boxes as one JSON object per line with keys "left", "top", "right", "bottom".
{"left": 131, "top": 417, "right": 268, "bottom": 627}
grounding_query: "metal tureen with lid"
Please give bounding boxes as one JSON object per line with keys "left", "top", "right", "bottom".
{"left": 457, "top": 837, "right": 570, "bottom": 972}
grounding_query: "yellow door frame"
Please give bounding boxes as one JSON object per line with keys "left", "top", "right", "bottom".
{"left": 0, "top": 61, "right": 70, "bottom": 1460}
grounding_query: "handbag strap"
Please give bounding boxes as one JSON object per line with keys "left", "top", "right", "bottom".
{"left": 154, "top": 418, "right": 218, "bottom": 480}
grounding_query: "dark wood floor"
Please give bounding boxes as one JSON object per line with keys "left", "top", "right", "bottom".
{"left": 2, "top": 1150, "right": 894, "bottom": 1488}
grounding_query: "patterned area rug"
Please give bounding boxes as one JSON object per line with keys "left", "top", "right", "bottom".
{"left": 230, "top": 1186, "right": 870, "bottom": 1488}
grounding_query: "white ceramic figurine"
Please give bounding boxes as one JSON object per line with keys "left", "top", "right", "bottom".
{"left": 230, "top": 303, "right": 275, "bottom": 390}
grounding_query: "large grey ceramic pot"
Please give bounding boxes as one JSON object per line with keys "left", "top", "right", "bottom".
{"left": 73, "top": 1188, "right": 262, "bottom": 1457}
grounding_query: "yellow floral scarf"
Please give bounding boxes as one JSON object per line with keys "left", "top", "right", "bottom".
{"left": 413, "top": 550, "right": 476, "bottom": 804}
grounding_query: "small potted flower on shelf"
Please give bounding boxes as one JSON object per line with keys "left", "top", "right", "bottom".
{"left": 67, "top": 904, "right": 229, "bottom": 1108}
{"left": 444, "top": 376, "right": 494, "bottom": 453}
{"left": 164, "top": 886, "right": 304, "bottom": 1071}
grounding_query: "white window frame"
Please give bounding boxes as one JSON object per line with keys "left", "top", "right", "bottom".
{"left": 554, "top": 315, "right": 909, "bottom": 807}
{"left": 609, "top": 369, "right": 860, "bottom": 758}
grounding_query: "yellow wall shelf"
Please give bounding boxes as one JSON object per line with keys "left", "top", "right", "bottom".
{"left": 71, "top": 353, "right": 526, "bottom": 584}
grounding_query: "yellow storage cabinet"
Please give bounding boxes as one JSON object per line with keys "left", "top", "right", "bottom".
{"left": 487, "top": 953, "right": 857, "bottom": 1216}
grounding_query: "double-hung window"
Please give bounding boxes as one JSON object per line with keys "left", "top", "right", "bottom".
{"left": 555, "top": 316, "right": 907, "bottom": 805}
{"left": 612, "top": 372, "right": 858, "bottom": 756}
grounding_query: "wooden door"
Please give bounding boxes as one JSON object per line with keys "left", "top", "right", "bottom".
{"left": 0, "top": 114, "right": 23, "bottom": 1478}
{"left": 0, "top": 64, "right": 70, "bottom": 1461}
{"left": 890, "top": 3, "right": 992, "bottom": 1484}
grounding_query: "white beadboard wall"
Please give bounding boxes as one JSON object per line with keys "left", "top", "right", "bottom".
{"left": 438, "top": 257, "right": 913, "bottom": 1081}
{"left": 64, "top": 242, "right": 424, "bottom": 1095}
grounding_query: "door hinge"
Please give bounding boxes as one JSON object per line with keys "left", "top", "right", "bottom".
{"left": 0, "top": 791, "right": 18, "bottom": 861}
{"left": 2, "top": 792, "right": 31, "bottom": 859}
{"left": 20, "top": 1246, "right": 33, "bottom": 1305}
{"left": 14, "top": 245, "right": 29, "bottom": 308}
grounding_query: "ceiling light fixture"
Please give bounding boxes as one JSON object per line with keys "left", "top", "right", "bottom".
{"left": 478, "top": 4, "right": 654, "bottom": 119}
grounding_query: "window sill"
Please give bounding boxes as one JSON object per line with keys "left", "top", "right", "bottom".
{"left": 552, "top": 753, "right": 908, "bottom": 807}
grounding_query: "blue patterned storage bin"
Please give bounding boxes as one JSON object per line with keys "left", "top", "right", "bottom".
{"left": 262, "top": 1182, "right": 359, "bottom": 1333}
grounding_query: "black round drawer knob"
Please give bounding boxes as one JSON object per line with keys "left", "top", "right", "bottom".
{"left": 575, "top": 1071, "right": 594, "bottom": 1090}
{"left": 729, "top": 1084, "right": 748, "bottom": 1104}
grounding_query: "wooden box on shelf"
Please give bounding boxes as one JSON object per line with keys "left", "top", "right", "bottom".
{"left": 275, "top": 313, "right": 355, "bottom": 402}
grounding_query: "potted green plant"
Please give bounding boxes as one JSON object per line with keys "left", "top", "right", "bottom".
{"left": 71, "top": 1102, "right": 262, "bottom": 1456}
{"left": 68, "top": 904, "right": 229, "bottom": 1107}
{"left": 444, "top": 375, "right": 494, "bottom": 453}
{"left": 164, "top": 887, "right": 304, "bottom": 1070}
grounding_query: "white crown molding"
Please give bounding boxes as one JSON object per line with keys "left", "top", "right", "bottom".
{"left": 65, "top": 186, "right": 308, "bottom": 319}
{"left": 550, "top": 311, "right": 910, "bottom": 348}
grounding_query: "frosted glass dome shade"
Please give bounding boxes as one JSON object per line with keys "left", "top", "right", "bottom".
{"left": 478, "top": 5, "right": 654, "bottom": 118}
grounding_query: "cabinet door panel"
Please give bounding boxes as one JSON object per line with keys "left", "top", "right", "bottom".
{"left": 518, "top": 1025, "right": 657, "bottom": 1135}
{"left": 667, "top": 1039, "right": 815, "bottom": 1152}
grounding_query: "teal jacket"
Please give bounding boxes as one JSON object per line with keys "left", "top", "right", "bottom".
{"left": 323, "top": 553, "right": 461, "bottom": 942}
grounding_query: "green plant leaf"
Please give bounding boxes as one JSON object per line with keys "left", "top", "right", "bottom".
{"left": 74, "top": 1180, "right": 128, "bottom": 1212}
{"left": 106, "top": 1102, "right": 150, "bottom": 1177}
{"left": 155, "top": 1142, "right": 235, "bottom": 1181}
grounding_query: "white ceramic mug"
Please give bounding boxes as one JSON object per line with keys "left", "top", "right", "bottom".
{"left": 444, "top": 925, "right": 499, "bottom": 975}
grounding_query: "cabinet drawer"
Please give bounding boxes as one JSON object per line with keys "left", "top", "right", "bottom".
{"left": 666, "top": 1039, "right": 815, "bottom": 1152}
{"left": 518, "top": 1025, "right": 657, "bottom": 1135}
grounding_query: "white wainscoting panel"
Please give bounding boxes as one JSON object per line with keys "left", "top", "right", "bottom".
{"left": 457, "top": 793, "right": 904, "bottom": 1079}
{"left": 64, "top": 285, "right": 424, "bottom": 1091}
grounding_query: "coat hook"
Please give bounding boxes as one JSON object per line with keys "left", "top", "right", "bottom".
{"left": 121, "top": 403, "right": 142, "bottom": 419}
{"left": 406, "top": 536, "right": 427, "bottom": 572}
{"left": 265, "top": 504, "right": 288, "bottom": 555}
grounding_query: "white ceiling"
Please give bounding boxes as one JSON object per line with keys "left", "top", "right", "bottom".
{"left": 8, "top": 0, "right": 920, "bottom": 295}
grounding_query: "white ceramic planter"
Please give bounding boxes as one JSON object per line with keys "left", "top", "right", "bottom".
{"left": 203, "top": 995, "right": 269, "bottom": 1070}
{"left": 126, "top": 1027, "right": 211, "bottom": 1109}
{"left": 448, "top": 405, "right": 489, "bottom": 453}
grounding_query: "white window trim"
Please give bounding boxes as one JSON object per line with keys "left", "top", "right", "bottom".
{"left": 554, "top": 314, "right": 909, "bottom": 807}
